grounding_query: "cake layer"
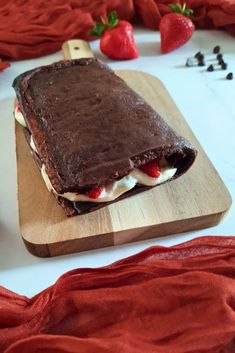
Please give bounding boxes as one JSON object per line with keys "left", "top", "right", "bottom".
{"left": 22, "top": 127, "right": 177, "bottom": 216}
{"left": 13, "top": 59, "right": 197, "bottom": 196}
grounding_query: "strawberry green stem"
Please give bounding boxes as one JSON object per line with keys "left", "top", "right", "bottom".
{"left": 89, "top": 11, "right": 119, "bottom": 37}
{"left": 169, "top": 3, "right": 193, "bottom": 18}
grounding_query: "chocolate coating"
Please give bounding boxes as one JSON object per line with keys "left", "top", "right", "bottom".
{"left": 14, "top": 59, "right": 197, "bottom": 216}
{"left": 23, "top": 127, "right": 152, "bottom": 216}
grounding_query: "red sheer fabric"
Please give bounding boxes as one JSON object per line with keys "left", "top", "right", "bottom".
{"left": 0, "top": 0, "right": 234, "bottom": 60}
{"left": 1, "top": 236, "right": 235, "bottom": 353}
{"left": 0, "top": 61, "right": 10, "bottom": 71}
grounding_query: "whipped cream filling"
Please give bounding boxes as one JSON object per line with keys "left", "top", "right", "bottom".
{"left": 14, "top": 106, "right": 38, "bottom": 153}
{"left": 15, "top": 103, "right": 177, "bottom": 203}
{"left": 14, "top": 106, "right": 26, "bottom": 127}
{"left": 30, "top": 136, "right": 37, "bottom": 153}
{"left": 41, "top": 164, "right": 177, "bottom": 203}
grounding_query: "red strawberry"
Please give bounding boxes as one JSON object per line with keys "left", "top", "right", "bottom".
{"left": 160, "top": 3, "right": 195, "bottom": 54}
{"left": 87, "top": 186, "right": 104, "bottom": 199}
{"left": 139, "top": 160, "right": 161, "bottom": 178}
{"left": 100, "top": 21, "right": 138, "bottom": 60}
{"left": 90, "top": 11, "right": 138, "bottom": 60}
{"left": 0, "top": 60, "right": 10, "bottom": 72}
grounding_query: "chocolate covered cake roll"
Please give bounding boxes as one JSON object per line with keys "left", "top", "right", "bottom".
{"left": 13, "top": 58, "right": 197, "bottom": 216}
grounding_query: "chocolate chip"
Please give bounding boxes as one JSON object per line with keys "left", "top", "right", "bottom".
{"left": 194, "top": 52, "right": 204, "bottom": 62}
{"left": 221, "top": 62, "right": 228, "bottom": 70}
{"left": 197, "top": 54, "right": 204, "bottom": 61}
{"left": 207, "top": 65, "right": 214, "bottom": 72}
{"left": 195, "top": 51, "right": 201, "bottom": 59}
{"left": 218, "top": 58, "right": 224, "bottom": 66}
{"left": 198, "top": 60, "right": 205, "bottom": 67}
{"left": 217, "top": 53, "right": 223, "bottom": 60}
{"left": 226, "top": 72, "right": 233, "bottom": 80}
{"left": 213, "top": 46, "right": 220, "bottom": 54}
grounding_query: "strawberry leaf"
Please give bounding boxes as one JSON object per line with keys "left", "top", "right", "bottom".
{"left": 169, "top": 4, "right": 180, "bottom": 13}
{"left": 108, "top": 11, "right": 119, "bottom": 27}
{"left": 89, "top": 22, "right": 107, "bottom": 36}
{"left": 89, "top": 10, "right": 119, "bottom": 37}
{"left": 169, "top": 2, "right": 193, "bottom": 17}
{"left": 186, "top": 9, "right": 193, "bottom": 17}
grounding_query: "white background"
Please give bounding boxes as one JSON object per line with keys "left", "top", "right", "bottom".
{"left": 0, "top": 29, "right": 234, "bottom": 297}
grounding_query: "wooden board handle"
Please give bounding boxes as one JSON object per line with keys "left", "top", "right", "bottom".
{"left": 62, "top": 40, "right": 94, "bottom": 60}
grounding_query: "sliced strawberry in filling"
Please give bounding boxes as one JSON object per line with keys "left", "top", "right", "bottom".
{"left": 16, "top": 102, "right": 21, "bottom": 112}
{"left": 83, "top": 160, "right": 161, "bottom": 200}
{"left": 86, "top": 186, "right": 104, "bottom": 199}
{"left": 139, "top": 159, "right": 161, "bottom": 178}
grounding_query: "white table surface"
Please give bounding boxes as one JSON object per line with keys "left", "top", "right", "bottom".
{"left": 0, "top": 29, "right": 234, "bottom": 297}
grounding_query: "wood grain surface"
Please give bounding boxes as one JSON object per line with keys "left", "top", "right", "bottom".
{"left": 15, "top": 70, "right": 232, "bottom": 257}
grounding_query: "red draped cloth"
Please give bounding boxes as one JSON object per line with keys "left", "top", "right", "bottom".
{"left": 0, "top": 0, "right": 234, "bottom": 60}
{"left": 1, "top": 236, "right": 235, "bottom": 353}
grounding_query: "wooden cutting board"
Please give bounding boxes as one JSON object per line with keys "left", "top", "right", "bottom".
{"left": 15, "top": 42, "right": 232, "bottom": 257}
